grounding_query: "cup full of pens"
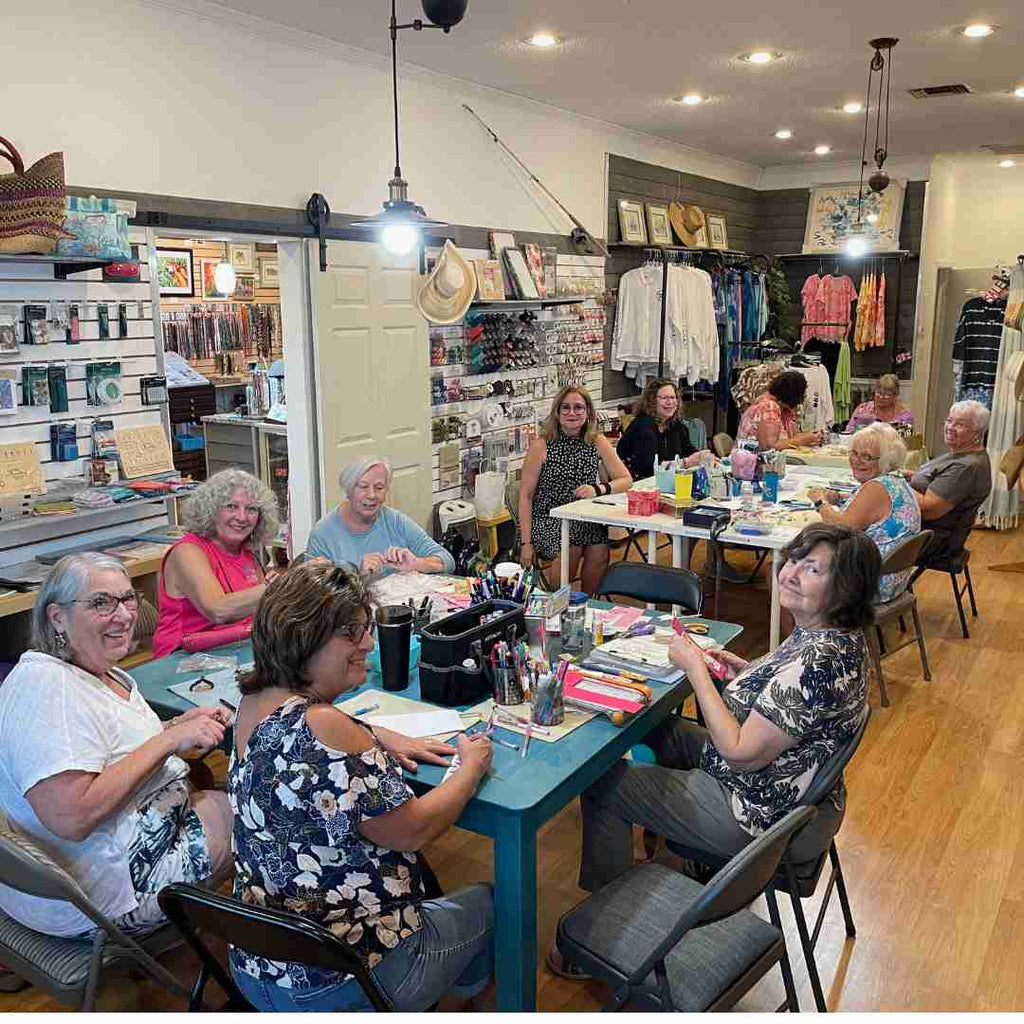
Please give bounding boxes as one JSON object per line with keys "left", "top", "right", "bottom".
{"left": 487, "top": 637, "right": 527, "bottom": 706}
{"left": 531, "top": 657, "right": 567, "bottom": 726}
{"left": 470, "top": 565, "right": 537, "bottom": 607}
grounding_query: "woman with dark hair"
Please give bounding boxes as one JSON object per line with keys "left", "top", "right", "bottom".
{"left": 616, "top": 378, "right": 704, "bottom": 481}
{"left": 736, "top": 370, "right": 823, "bottom": 450}
{"left": 518, "top": 385, "right": 632, "bottom": 593}
{"left": 550, "top": 524, "right": 879, "bottom": 977}
{"left": 229, "top": 562, "right": 494, "bottom": 1012}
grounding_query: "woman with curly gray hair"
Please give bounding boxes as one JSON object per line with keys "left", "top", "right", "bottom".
{"left": 152, "top": 468, "right": 279, "bottom": 658}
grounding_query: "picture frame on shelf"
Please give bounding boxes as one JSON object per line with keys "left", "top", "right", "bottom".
{"left": 489, "top": 230, "right": 516, "bottom": 258}
{"left": 617, "top": 199, "right": 648, "bottom": 245}
{"left": 502, "top": 247, "right": 541, "bottom": 300}
{"left": 200, "top": 258, "right": 230, "bottom": 300}
{"left": 229, "top": 242, "right": 256, "bottom": 273}
{"left": 258, "top": 257, "right": 280, "bottom": 288}
{"left": 155, "top": 247, "right": 194, "bottom": 297}
{"left": 522, "top": 243, "right": 547, "bottom": 297}
{"left": 473, "top": 259, "right": 505, "bottom": 301}
{"left": 645, "top": 203, "right": 673, "bottom": 246}
{"left": 234, "top": 276, "right": 256, "bottom": 300}
{"left": 541, "top": 246, "right": 558, "bottom": 298}
{"left": 706, "top": 213, "right": 729, "bottom": 250}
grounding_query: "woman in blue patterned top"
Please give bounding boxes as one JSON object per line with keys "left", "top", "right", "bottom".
{"left": 228, "top": 562, "right": 494, "bottom": 1012}
{"left": 557, "top": 524, "right": 879, "bottom": 977}
{"left": 808, "top": 422, "right": 921, "bottom": 602}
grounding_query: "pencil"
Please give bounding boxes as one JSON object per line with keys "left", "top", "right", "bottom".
{"left": 219, "top": 698, "right": 236, "bottom": 712}
{"left": 353, "top": 702, "right": 380, "bottom": 717}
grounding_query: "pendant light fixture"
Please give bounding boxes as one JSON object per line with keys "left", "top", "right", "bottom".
{"left": 847, "top": 36, "right": 898, "bottom": 256}
{"left": 353, "top": 0, "right": 468, "bottom": 256}
{"left": 213, "top": 253, "right": 237, "bottom": 295}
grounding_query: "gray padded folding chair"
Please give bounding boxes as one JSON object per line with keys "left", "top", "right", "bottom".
{"left": 556, "top": 806, "right": 816, "bottom": 1012}
{"left": 0, "top": 814, "right": 191, "bottom": 1011}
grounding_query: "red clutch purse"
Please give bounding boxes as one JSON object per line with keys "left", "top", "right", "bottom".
{"left": 181, "top": 619, "right": 253, "bottom": 653}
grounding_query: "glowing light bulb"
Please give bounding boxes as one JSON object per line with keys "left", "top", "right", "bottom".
{"left": 963, "top": 23, "right": 994, "bottom": 37}
{"left": 381, "top": 222, "right": 420, "bottom": 255}
{"left": 1015, "top": 87, "right": 1024, "bottom": 99}
{"left": 528, "top": 31, "right": 559, "bottom": 47}
{"left": 843, "top": 102, "right": 863, "bottom": 114}
{"left": 774, "top": 129, "right": 793, "bottom": 139}
{"left": 744, "top": 51, "right": 774, "bottom": 64}
{"left": 999, "top": 159, "right": 1017, "bottom": 169}
{"left": 681, "top": 93, "right": 703, "bottom": 106}
{"left": 814, "top": 144, "right": 831, "bottom": 156}
{"left": 213, "top": 260, "right": 236, "bottom": 294}
{"left": 845, "top": 235, "right": 867, "bottom": 257}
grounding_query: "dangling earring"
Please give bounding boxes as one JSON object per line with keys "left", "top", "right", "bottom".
{"left": 54, "top": 631, "right": 69, "bottom": 652}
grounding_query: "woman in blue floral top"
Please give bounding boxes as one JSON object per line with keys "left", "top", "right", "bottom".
{"left": 555, "top": 524, "right": 879, "bottom": 977}
{"left": 228, "top": 562, "right": 494, "bottom": 1012}
{"left": 808, "top": 422, "right": 921, "bottom": 602}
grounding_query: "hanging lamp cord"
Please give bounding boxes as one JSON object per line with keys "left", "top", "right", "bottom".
{"left": 390, "top": 0, "right": 402, "bottom": 179}
{"left": 856, "top": 53, "right": 875, "bottom": 219}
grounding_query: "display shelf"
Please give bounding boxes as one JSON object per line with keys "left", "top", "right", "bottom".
{"left": 0, "top": 252, "right": 114, "bottom": 279}
{"left": 775, "top": 250, "right": 918, "bottom": 261}
{"left": 469, "top": 296, "right": 601, "bottom": 309}
{"left": 607, "top": 243, "right": 753, "bottom": 258}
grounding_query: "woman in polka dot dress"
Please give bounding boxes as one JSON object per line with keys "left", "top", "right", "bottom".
{"left": 518, "top": 385, "right": 632, "bottom": 593}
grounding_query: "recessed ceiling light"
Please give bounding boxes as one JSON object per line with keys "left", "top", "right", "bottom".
{"left": 999, "top": 159, "right": 1017, "bottom": 168}
{"left": 962, "top": 23, "right": 996, "bottom": 37}
{"left": 866, "top": 213, "right": 879, "bottom": 224}
{"left": 527, "top": 31, "right": 560, "bottom": 48}
{"left": 1015, "top": 86, "right": 1024, "bottom": 98}
{"left": 741, "top": 50, "right": 778, "bottom": 65}
{"left": 814, "top": 144, "right": 831, "bottom": 156}
{"left": 680, "top": 93, "right": 703, "bottom": 106}
{"left": 843, "top": 102, "right": 863, "bottom": 114}
{"left": 774, "top": 128, "right": 793, "bottom": 139}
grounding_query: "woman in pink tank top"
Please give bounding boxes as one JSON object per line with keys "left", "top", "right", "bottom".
{"left": 153, "top": 469, "right": 280, "bottom": 659}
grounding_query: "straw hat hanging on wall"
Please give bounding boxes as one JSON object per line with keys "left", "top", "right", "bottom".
{"left": 416, "top": 240, "right": 477, "bottom": 324}
{"left": 668, "top": 202, "right": 707, "bottom": 247}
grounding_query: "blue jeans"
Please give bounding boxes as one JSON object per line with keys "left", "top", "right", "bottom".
{"left": 232, "top": 883, "right": 494, "bottom": 1012}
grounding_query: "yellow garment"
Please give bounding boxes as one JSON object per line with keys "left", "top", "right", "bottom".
{"left": 854, "top": 271, "right": 876, "bottom": 352}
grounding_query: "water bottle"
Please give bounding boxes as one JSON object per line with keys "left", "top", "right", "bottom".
{"left": 740, "top": 481, "right": 757, "bottom": 511}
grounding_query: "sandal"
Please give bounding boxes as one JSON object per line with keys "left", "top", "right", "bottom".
{"left": 0, "top": 966, "right": 28, "bottom": 994}
{"left": 546, "top": 944, "right": 592, "bottom": 981}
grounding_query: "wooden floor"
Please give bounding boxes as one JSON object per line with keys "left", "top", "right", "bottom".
{"left": 4, "top": 525, "right": 1024, "bottom": 1012}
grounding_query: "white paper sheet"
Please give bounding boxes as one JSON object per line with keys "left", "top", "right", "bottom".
{"left": 361, "top": 708, "right": 466, "bottom": 738}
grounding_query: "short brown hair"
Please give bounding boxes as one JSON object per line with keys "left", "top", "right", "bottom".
{"left": 542, "top": 385, "right": 599, "bottom": 444}
{"left": 779, "top": 523, "right": 881, "bottom": 629}
{"left": 636, "top": 378, "right": 681, "bottom": 422}
{"left": 237, "top": 562, "right": 372, "bottom": 695}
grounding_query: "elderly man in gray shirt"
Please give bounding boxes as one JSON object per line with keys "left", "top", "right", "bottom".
{"left": 908, "top": 400, "right": 992, "bottom": 561}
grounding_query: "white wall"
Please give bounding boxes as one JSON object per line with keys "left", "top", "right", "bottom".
{"left": 4, "top": 0, "right": 760, "bottom": 242}
{"left": 757, "top": 156, "right": 934, "bottom": 192}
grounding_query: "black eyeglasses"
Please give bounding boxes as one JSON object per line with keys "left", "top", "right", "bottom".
{"left": 64, "top": 591, "right": 140, "bottom": 618}
{"left": 336, "top": 618, "right": 376, "bottom": 644}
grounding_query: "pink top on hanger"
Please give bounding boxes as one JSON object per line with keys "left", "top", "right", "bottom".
{"left": 152, "top": 532, "right": 262, "bottom": 659}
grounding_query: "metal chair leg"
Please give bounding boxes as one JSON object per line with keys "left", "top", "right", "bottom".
{"left": 965, "top": 563, "right": 978, "bottom": 617}
{"left": 829, "top": 843, "right": 857, "bottom": 939}
{"left": 784, "top": 862, "right": 828, "bottom": 1013}
{"left": 898, "top": 616, "right": 907, "bottom": 634}
{"left": 951, "top": 571, "right": 970, "bottom": 639}
{"left": 865, "top": 628, "right": 889, "bottom": 707}
{"left": 910, "top": 601, "right": 931, "bottom": 681}
{"left": 765, "top": 886, "right": 801, "bottom": 1013}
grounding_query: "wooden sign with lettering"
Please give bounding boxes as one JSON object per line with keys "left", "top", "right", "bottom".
{"left": 113, "top": 424, "right": 175, "bottom": 479}
{"left": 0, "top": 441, "right": 45, "bottom": 497}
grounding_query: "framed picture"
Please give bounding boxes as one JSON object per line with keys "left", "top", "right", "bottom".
{"left": 706, "top": 213, "right": 729, "bottom": 250}
{"left": 155, "top": 247, "right": 194, "bottom": 297}
{"left": 234, "top": 276, "right": 256, "bottom": 301}
{"left": 541, "top": 246, "right": 558, "bottom": 299}
{"left": 259, "top": 257, "right": 280, "bottom": 288}
{"left": 473, "top": 259, "right": 505, "bottom": 301}
{"left": 617, "top": 199, "right": 648, "bottom": 244}
{"left": 522, "top": 243, "right": 547, "bottom": 297}
{"left": 229, "top": 242, "right": 256, "bottom": 273}
{"left": 645, "top": 204, "right": 673, "bottom": 246}
{"left": 502, "top": 247, "right": 541, "bottom": 300}
{"left": 201, "top": 258, "right": 230, "bottom": 300}
{"left": 802, "top": 180, "right": 905, "bottom": 253}
{"left": 489, "top": 230, "right": 516, "bottom": 258}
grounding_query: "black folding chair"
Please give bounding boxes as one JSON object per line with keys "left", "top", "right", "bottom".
{"left": 595, "top": 560, "right": 703, "bottom": 614}
{"left": 157, "top": 884, "right": 394, "bottom": 1012}
{"left": 555, "top": 806, "right": 816, "bottom": 1012}
{"left": 908, "top": 513, "right": 981, "bottom": 639}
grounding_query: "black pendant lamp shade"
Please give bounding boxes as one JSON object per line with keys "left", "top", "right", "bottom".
{"left": 421, "top": 0, "right": 468, "bottom": 30}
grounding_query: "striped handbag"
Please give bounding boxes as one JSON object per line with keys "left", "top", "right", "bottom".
{"left": 0, "top": 136, "right": 66, "bottom": 255}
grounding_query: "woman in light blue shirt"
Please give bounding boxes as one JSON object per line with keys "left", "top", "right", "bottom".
{"left": 306, "top": 457, "right": 455, "bottom": 576}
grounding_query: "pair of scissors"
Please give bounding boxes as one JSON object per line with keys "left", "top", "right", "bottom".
{"left": 681, "top": 622, "right": 710, "bottom": 635}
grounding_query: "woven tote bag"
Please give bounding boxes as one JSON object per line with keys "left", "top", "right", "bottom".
{"left": 0, "top": 136, "right": 66, "bottom": 254}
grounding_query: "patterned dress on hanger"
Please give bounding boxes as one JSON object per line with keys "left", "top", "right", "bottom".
{"left": 529, "top": 434, "right": 608, "bottom": 559}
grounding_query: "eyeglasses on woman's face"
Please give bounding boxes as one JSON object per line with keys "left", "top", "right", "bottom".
{"left": 335, "top": 618, "right": 376, "bottom": 645}
{"left": 849, "top": 449, "right": 880, "bottom": 464}
{"left": 560, "top": 402, "right": 587, "bottom": 414}
{"left": 65, "top": 590, "right": 140, "bottom": 618}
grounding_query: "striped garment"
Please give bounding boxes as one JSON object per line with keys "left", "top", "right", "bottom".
{"left": 953, "top": 297, "right": 1007, "bottom": 390}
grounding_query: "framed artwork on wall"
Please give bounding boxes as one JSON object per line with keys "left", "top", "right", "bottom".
{"left": 259, "top": 257, "right": 280, "bottom": 288}
{"left": 502, "top": 247, "right": 541, "bottom": 300}
{"left": 617, "top": 199, "right": 648, "bottom": 245}
{"left": 229, "top": 242, "right": 256, "bottom": 273}
{"left": 155, "top": 247, "right": 194, "bottom": 297}
{"left": 802, "top": 180, "right": 905, "bottom": 253}
{"left": 201, "top": 258, "right": 230, "bottom": 300}
{"left": 234, "top": 276, "right": 256, "bottom": 300}
{"left": 645, "top": 203, "right": 673, "bottom": 245}
{"left": 706, "top": 213, "right": 729, "bottom": 249}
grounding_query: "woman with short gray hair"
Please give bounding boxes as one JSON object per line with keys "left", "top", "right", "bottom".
{"left": 153, "top": 468, "right": 278, "bottom": 658}
{"left": 0, "top": 553, "right": 233, "bottom": 944}
{"left": 808, "top": 422, "right": 921, "bottom": 600}
{"left": 844, "top": 373, "right": 913, "bottom": 432}
{"left": 306, "top": 456, "right": 454, "bottom": 576}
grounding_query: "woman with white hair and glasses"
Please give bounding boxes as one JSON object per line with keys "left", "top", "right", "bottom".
{"left": 807, "top": 422, "right": 921, "bottom": 601}
{"left": 0, "top": 553, "right": 232, "bottom": 945}
{"left": 306, "top": 457, "right": 454, "bottom": 576}
{"left": 152, "top": 468, "right": 278, "bottom": 658}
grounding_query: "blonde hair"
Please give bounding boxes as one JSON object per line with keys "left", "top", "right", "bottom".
{"left": 876, "top": 374, "right": 900, "bottom": 395}
{"left": 181, "top": 468, "right": 280, "bottom": 549}
{"left": 542, "top": 385, "right": 599, "bottom": 444}
{"left": 851, "top": 422, "right": 907, "bottom": 474}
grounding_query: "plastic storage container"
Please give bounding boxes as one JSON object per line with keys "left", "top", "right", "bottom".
{"left": 561, "top": 592, "right": 588, "bottom": 652}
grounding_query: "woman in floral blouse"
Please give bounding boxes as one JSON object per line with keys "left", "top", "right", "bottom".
{"left": 736, "top": 370, "right": 823, "bottom": 450}
{"left": 566, "top": 525, "right": 878, "bottom": 956}
{"left": 228, "top": 562, "right": 494, "bottom": 1012}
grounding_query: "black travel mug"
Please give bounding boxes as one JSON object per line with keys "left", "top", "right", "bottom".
{"left": 376, "top": 605, "right": 413, "bottom": 692}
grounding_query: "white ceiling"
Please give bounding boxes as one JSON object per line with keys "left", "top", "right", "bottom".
{"left": 205, "top": 0, "right": 1024, "bottom": 169}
